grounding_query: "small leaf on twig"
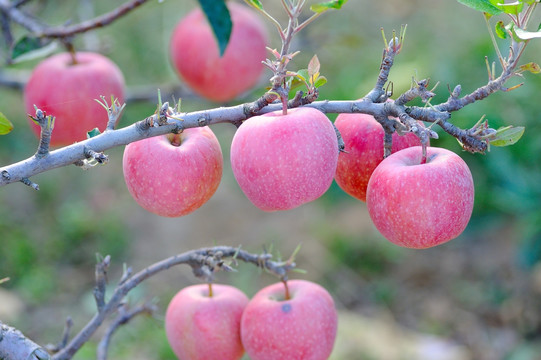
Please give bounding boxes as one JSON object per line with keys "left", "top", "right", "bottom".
{"left": 488, "top": 126, "right": 525, "bottom": 146}
{"left": 197, "top": 0, "right": 232, "bottom": 56}
{"left": 308, "top": 55, "right": 321, "bottom": 79}
{"left": 0, "top": 112, "right": 14, "bottom": 135}
{"left": 514, "top": 27, "right": 541, "bottom": 40}
{"left": 456, "top": 0, "right": 503, "bottom": 15}
{"left": 497, "top": 1, "right": 523, "bottom": 15}
{"left": 495, "top": 21, "right": 508, "bottom": 39}
{"left": 310, "top": 0, "right": 348, "bottom": 13}
{"left": 520, "top": 62, "right": 541, "bottom": 74}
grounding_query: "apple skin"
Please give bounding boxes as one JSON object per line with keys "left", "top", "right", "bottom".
{"left": 230, "top": 107, "right": 339, "bottom": 211}
{"left": 24, "top": 52, "right": 125, "bottom": 146}
{"left": 240, "top": 279, "right": 338, "bottom": 360}
{"left": 169, "top": 2, "right": 268, "bottom": 102}
{"left": 165, "top": 284, "right": 249, "bottom": 360}
{"left": 334, "top": 111, "right": 423, "bottom": 202}
{"left": 122, "top": 127, "right": 223, "bottom": 217}
{"left": 366, "top": 146, "right": 474, "bottom": 249}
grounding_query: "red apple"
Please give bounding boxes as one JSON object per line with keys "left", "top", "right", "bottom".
{"left": 165, "top": 284, "right": 249, "bottom": 360}
{"left": 366, "top": 146, "right": 474, "bottom": 249}
{"left": 122, "top": 127, "right": 223, "bottom": 217}
{"left": 241, "top": 280, "right": 338, "bottom": 360}
{"left": 334, "top": 111, "right": 423, "bottom": 202}
{"left": 24, "top": 52, "right": 125, "bottom": 146}
{"left": 169, "top": 2, "right": 268, "bottom": 102}
{"left": 230, "top": 107, "right": 339, "bottom": 211}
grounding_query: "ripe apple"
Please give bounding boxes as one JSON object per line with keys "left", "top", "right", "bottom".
{"left": 366, "top": 146, "right": 474, "bottom": 249}
{"left": 24, "top": 51, "right": 125, "bottom": 146}
{"left": 334, "top": 111, "right": 423, "bottom": 202}
{"left": 241, "top": 279, "right": 338, "bottom": 360}
{"left": 230, "top": 107, "right": 339, "bottom": 211}
{"left": 169, "top": 2, "right": 268, "bottom": 102}
{"left": 122, "top": 127, "right": 223, "bottom": 217}
{"left": 165, "top": 284, "right": 249, "bottom": 360}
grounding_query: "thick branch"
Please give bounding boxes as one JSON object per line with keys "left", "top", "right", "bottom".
{"left": 0, "top": 322, "right": 50, "bottom": 360}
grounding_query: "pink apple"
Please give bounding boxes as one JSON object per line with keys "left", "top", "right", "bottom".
{"left": 241, "top": 279, "right": 338, "bottom": 360}
{"left": 230, "top": 107, "right": 339, "bottom": 211}
{"left": 169, "top": 2, "right": 268, "bottom": 102}
{"left": 366, "top": 146, "right": 474, "bottom": 249}
{"left": 24, "top": 51, "right": 125, "bottom": 146}
{"left": 334, "top": 111, "right": 423, "bottom": 202}
{"left": 122, "top": 127, "right": 223, "bottom": 217}
{"left": 165, "top": 284, "right": 249, "bottom": 360}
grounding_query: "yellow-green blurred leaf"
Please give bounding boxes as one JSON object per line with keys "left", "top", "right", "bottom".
{"left": 0, "top": 112, "right": 14, "bottom": 135}
{"left": 490, "top": 126, "right": 525, "bottom": 146}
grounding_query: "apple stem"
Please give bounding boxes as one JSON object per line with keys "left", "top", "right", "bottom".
{"left": 208, "top": 282, "right": 214, "bottom": 298}
{"left": 421, "top": 143, "right": 428, "bottom": 164}
{"left": 63, "top": 40, "right": 79, "bottom": 65}
{"left": 282, "top": 279, "right": 291, "bottom": 301}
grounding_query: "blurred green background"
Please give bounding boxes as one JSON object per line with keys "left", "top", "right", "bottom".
{"left": 1, "top": 0, "right": 541, "bottom": 359}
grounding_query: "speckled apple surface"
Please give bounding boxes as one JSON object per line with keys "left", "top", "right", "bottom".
{"left": 122, "top": 127, "right": 223, "bottom": 217}
{"left": 230, "top": 107, "right": 339, "bottom": 211}
{"left": 24, "top": 52, "right": 125, "bottom": 146}
{"left": 165, "top": 284, "right": 249, "bottom": 360}
{"left": 241, "top": 280, "right": 338, "bottom": 360}
{"left": 366, "top": 146, "right": 474, "bottom": 248}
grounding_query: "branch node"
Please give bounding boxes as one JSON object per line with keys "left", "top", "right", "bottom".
{"left": 1, "top": 170, "right": 10, "bottom": 181}
{"left": 20, "top": 177, "right": 39, "bottom": 190}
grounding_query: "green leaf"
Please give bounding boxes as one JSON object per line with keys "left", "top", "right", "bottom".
{"left": 497, "top": 1, "right": 524, "bottom": 15}
{"left": 520, "top": 62, "right": 541, "bottom": 73}
{"left": 0, "top": 112, "right": 14, "bottom": 135}
{"left": 87, "top": 128, "right": 101, "bottom": 139}
{"left": 197, "top": 0, "right": 232, "bottom": 56}
{"left": 244, "top": 0, "right": 263, "bottom": 10}
{"left": 314, "top": 76, "right": 327, "bottom": 88}
{"left": 495, "top": 21, "right": 508, "bottom": 39}
{"left": 11, "top": 36, "right": 57, "bottom": 63}
{"left": 514, "top": 27, "right": 541, "bottom": 40}
{"left": 295, "top": 69, "right": 309, "bottom": 84}
{"left": 310, "top": 0, "right": 349, "bottom": 13}
{"left": 456, "top": 0, "right": 503, "bottom": 15}
{"left": 489, "top": 126, "right": 525, "bottom": 146}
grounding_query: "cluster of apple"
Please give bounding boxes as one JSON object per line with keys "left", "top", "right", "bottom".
{"left": 22, "top": 1, "right": 475, "bottom": 250}
{"left": 334, "top": 112, "right": 475, "bottom": 249}
{"left": 164, "top": 279, "right": 337, "bottom": 360}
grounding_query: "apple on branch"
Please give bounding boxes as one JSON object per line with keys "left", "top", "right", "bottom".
{"left": 230, "top": 107, "right": 339, "bottom": 211}
{"left": 122, "top": 127, "right": 223, "bottom": 217}
{"left": 334, "top": 108, "right": 424, "bottom": 202}
{"left": 165, "top": 283, "right": 249, "bottom": 360}
{"left": 169, "top": 2, "right": 268, "bottom": 103}
{"left": 24, "top": 52, "right": 125, "bottom": 146}
{"left": 241, "top": 279, "right": 338, "bottom": 360}
{"left": 366, "top": 146, "right": 474, "bottom": 249}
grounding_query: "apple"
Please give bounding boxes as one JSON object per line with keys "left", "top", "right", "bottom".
{"left": 165, "top": 284, "right": 249, "bottom": 360}
{"left": 241, "top": 279, "right": 338, "bottom": 360}
{"left": 24, "top": 51, "right": 125, "bottom": 146}
{"left": 334, "top": 111, "right": 423, "bottom": 202}
{"left": 169, "top": 2, "right": 268, "bottom": 102}
{"left": 122, "top": 127, "right": 223, "bottom": 217}
{"left": 230, "top": 107, "right": 339, "bottom": 211}
{"left": 366, "top": 146, "right": 474, "bottom": 249}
